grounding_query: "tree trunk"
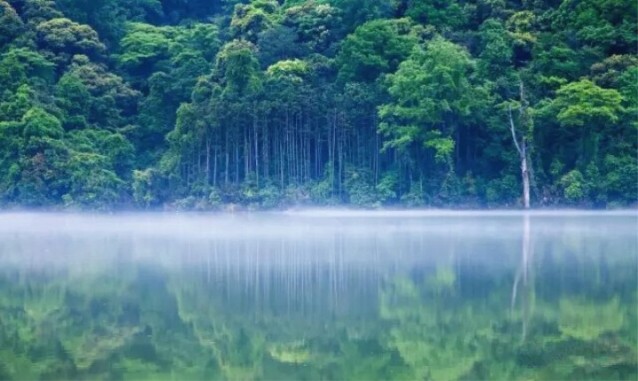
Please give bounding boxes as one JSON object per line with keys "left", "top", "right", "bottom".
{"left": 205, "top": 137, "right": 211, "bottom": 185}
{"left": 521, "top": 141, "right": 530, "bottom": 209}
{"left": 225, "top": 129, "right": 229, "bottom": 186}
{"left": 254, "top": 109, "right": 259, "bottom": 187}
{"left": 213, "top": 146, "right": 218, "bottom": 187}
{"left": 234, "top": 143, "right": 239, "bottom": 184}
{"left": 509, "top": 105, "right": 531, "bottom": 209}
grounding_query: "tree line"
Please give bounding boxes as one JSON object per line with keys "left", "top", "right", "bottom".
{"left": 0, "top": 0, "right": 636, "bottom": 209}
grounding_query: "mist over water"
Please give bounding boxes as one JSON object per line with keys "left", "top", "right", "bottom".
{"left": 0, "top": 211, "right": 636, "bottom": 380}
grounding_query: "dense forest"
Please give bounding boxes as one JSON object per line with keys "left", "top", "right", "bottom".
{"left": 0, "top": 0, "right": 636, "bottom": 210}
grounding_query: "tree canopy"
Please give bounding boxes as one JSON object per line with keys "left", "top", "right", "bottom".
{"left": 0, "top": 0, "right": 635, "bottom": 209}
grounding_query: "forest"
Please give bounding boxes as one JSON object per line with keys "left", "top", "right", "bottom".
{"left": 0, "top": 0, "right": 636, "bottom": 210}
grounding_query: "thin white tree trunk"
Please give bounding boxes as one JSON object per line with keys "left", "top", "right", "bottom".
{"left": 509, "top": 105, "right": 531, "bottom": 209}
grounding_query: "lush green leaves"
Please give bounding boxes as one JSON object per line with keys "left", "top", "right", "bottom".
{"left": 550, "top": 79, "right": 624, "bottom": 127}
{"left": 0, "top": 0, "right": 635, "bottom": 209}
{"left": 337, "top": 18, "right": 418, "bottom": 83}
{"left": 0, "top": 1, "right": 24, "bottom": 47}
{"left": 35, "top": 17, "right": 106, "bottom": 60}
{"left": 380, "top": 37, "right": 476, "bottom": 164}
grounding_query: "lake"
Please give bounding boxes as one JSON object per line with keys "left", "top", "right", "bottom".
{"left": 0, "top": 211, "right": 636, "bottom": 380}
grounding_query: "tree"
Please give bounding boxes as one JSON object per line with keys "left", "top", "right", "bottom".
{"left": 540, "top": 79, "right": 624, "bottom": 170}
{"left": 379, "top": 36, "right": 478, "bottom": 201}
{"left": 215, "top": 40, "right": 262, "bottom": 98}
{"left": 336, "top": 18, "right": 418, "bottom": 83}
{"left": 55, "top": 72, "right": 91, "bottom": 129}
{"left": 230, "top": 0, "right": 279, "bottom": 42}
{"left": 0, "top": 1, "right": 24, "bottom": 47}
{"left": 0, "top": 48, "right": 55, "bottom": 93}
{"left": 507, "top": 81, "right": 533, "bottom": 209}
{"left": 35, "top": 17, "right": 106, "bottom": 62}
{"left": 65, "top": 55, "right": 141, "bottom": 129}
{"left": 552, "top": 79, "right": 624, "bottom": 128}
{"left": 283, "top": 1, "right": 342, "bottom": 54}
{"left": 55, "top": 0, "right": 163, "bottom": 46}
{"left": 118, "top": 22, "right": 173, "bottom": 71}
{"left": 552, "top": 0, "right": 637, "bottom": 55}
{"left": 21, "top": 0, "right": 64, "bottom": 25}
{"left": 17, "top": 107, "right": 68, "bottom": 205}
{"left": 330, "top": 0, "right": 393, "bottom": 33}
{"left": 404, "top": 0, "right": 466, "bottom": 31}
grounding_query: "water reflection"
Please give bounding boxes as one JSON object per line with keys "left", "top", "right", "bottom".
{"left": 511, "top": 214, "right": 533, "bottom": 342}
{"left": 0, "top": 212, "right": 635, "bottom": 380}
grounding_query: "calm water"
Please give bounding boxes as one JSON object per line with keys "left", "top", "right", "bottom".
{"left": 0, "top": 211, "right": 636, "bottom": 381}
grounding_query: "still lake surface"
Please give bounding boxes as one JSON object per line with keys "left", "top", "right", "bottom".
{"left": 0, "top": 211, "right": 636, "bottom": 380}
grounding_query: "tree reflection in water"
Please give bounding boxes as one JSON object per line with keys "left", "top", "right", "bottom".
{"left": 0, "top": 213, "right": 635, "bottom": 380}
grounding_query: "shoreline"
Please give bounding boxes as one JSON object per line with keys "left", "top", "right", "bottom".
{"left": 0, "top": 206, "right": 636, "bottom": 216}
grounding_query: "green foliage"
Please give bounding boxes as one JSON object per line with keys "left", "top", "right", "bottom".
{"left": 553, "top": 0, "right": 637, "bottom": 55}
{"left": 343, "top": 166, "right": 378, "bottom": 207}
{"left": 230, "top": 0, "right": 279, "bottom": 42}
{"left": 603, "top": 154, "right": 638, "bottom": 204}
{"left": 337, "top": 18, "right": 418, "bottom": 83}
{"left": 0, "top": 0, "right": 635, "bottom": 209}
{"left": 424, "top": 132, "right": 455, "bottom": 165}
{"left": 35, "top": 17, "right": 106, "bottom": 62}
{"left": 379, "top": 36, "right": 478, "bottom": 188}
{"left": 118, "top": 23, "right": 173, "bottom": 69}
{"left": 405, "top": 0, "right": 466, "bottom": 30}
{"left": 0, "top": 84, "right": 36, "bottom": 121}
{"left": 63, "top": 152, "right": 125, "bottom": 209}
{"left": 21, "top": 0, "right": 64, "bottom": 25}
{"left": 477, "top": 18, "right": 512, "bottom": 76}
{"left": 485, "top": 175, "right": 519, "bottom": 206}
{"left": 216, "top": 40, "right": 262, "bottom": 97}
{"left": 559, "top": 170, "right": 587, "bottom": 203}
{"left": 551, "top": 79, "right": 624, "bottom": 127}
{"left": 375, "top": 171, "right": 398, "bottom": 203}
{"left": 55, "top": 73, "right": 91, "bottom": 128}
{"left": 65, "top": 56, "right": 141, "bottom": 128}
{"left": 0, "top": 1, "right": 24, "bottom": 47}
{"left": 0, "top": 48, "right": 55, "bottom": 91}
{"left": 132, "top": 168, "right": 158, "bottom": 207}
{"left": 380, "top": 37, "right": 476, "bottom": 143}
{"left": 283, "top": 1, "right": 342, "bottom": 53}
{"left": 22, "top": 106, "right": 63, "bottom": 140}
{"left": 55, "top": 0, "right": 163, "bottom": 46}
{"left": 330, "top": 0, "right": 393, "bottom": 32}
{"left": 266, "top": 58, "right": 308, "bottom": 80}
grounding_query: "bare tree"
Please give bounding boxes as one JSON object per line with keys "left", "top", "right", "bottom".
{"left": 508, "top": 82, "right": 532, "bottom": 209}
